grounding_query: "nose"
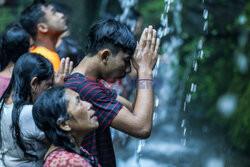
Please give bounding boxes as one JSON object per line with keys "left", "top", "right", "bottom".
{"left": 57, "top": 12, "right": 64, "bottom": 19}
{"left": 83, "top": 101, "right": 93, "bottom": 110}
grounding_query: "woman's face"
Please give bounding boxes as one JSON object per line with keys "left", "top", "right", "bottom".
{"left": 65, "top": 89, "right": 99, "bottom": 134}
{"left": 32, "top": 76, "right": 54, "bottom": 103}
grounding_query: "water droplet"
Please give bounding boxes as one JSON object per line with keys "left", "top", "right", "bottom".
{"left": 203, "top": 9, "right": 208, "bottom": 20}
{"left": 198, "top": 38, "right": 203, "bottom": 49}
{"left": 190, "top": 83, "right": 197, "bottom": 92}
{"left": 181, "top": 138, "right": 186, "bottom": 146}
{"left": 161, "top": 13, "right": 164, "bottom": 21}
{"left": 137, "top": 140, "right": 145, "bottom": 153}
{"left": 186, "top": 94, "right": 192, "bottom": 103}
{"left": 156, "top": 58, "right": 161, "bottom": 69}
{"left": 183, "top": 127, "right": 187, "bottom": 136}
{"left": 198, "top": 50, "right": 204, "bottom": 59}
{"left": 153, "top": 112, "right": 157, "bottom": 122}
{"left": 155, "top": 97, "right": 159, "bottom": 107}
{"left": 193, "top": 61, "right": 198, "bottom": 72}
{"left": 163, "top": 27, "right": 169, "bottom": 36}
{"left": 203, "top": 20, "right": 208, "bottom": 31}
{"left": 181, "top": 119, "right": 186, "bottom": 127}
{"left": 183, "top": 102, "right": 187, "bottom": 111}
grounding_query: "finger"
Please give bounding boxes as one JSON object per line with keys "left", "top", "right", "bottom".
{"left": 69, "top": 61, "right": 74, "bottom": 74}
{"left": 146, "top": 26, "right": 153, "bottom": 49}
{"left": 154, "top": 38, "right": 160, "bottom": 57}
{"left": 64, "top": 57, "right": 70, "bottom": 75}
{"left": 150, "top": 29, "right": 157, "bottom": 51}
{"left": 133, "top": 42, "right": 139, "bottom": 59}
{"left": 139, "top": 28, "right": 148, "bottom": 50}
{"left": 58, "top": 58, "right": 65, "bottom": 74}
{"left": 53, "top": 71, "right": 57, "bottom": 82}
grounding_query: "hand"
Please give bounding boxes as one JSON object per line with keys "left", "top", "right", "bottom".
{"left": 54, "top": 57, "right": 73, "bottom": 85}
{"left": 132, "top": 25, "right": 160, "bottom": 72}
{"left": 128, "top": 60, "right": 137, "bottom": 78}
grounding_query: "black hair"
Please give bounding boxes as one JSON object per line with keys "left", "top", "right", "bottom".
{"left": 32, "top": 86, "right": 98, "bottom": 166}
{"left": 0, "top": 25, "right": 30, "bottom": 70}
{"left": 0, "top": 53, "right": 54, "bottom": 159}
{"left": 56, "top": 37, "right": 85, "bottom": 67}
{"left": 20, "top": 0, "right": 48, "bottom": 39}
{"left": 86, "top": 19, "right": 137, "bottom": 57}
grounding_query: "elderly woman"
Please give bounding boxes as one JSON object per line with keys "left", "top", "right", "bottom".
{"left": 32, "top": 86, "right": 100, "bottom": 167}
{"left": 0, "top": 53, "right": 72, "bottom": 166}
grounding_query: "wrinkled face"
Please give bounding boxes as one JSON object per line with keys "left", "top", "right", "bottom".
{"left": 32, "top": 76, "right": 54, "bottom": 102}
{"left": 41, "top": 5, "right": 68, "bottom": 33}
{"left": 105, "top": 51, "right": 131, "bottom": 81}
{"left": 65, "top": 89, "right": 99, "bottom": 133}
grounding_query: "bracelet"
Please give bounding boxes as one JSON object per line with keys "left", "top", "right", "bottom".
{"left": 137, "top": 79, "right": 153, "bottom": 89}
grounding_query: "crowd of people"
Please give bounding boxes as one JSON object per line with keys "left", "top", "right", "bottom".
{"left": 0, "top": 0, "right": 160, "bottom": 167}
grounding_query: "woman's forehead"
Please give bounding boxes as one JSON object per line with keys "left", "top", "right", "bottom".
{"left": 65, "top": 89, "right": 78, "bottom": 100}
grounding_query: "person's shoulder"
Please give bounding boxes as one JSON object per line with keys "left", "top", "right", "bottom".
{"left": 46, "top": 149, "right": 92, "bottom": 167}
{"left": 31, "top": 46, "right": 56, "bottom": 55}
{"left": 64, "top": 73, "right": 99, "bottom": 88}
{"left": 65, "top": 73, "right": 86, "bottom": 82}
{"left": 20, "top": 105, "right": 33, "bottom": 115}
{"left": 19, "top": 105, "right": 34, "bottom": 123}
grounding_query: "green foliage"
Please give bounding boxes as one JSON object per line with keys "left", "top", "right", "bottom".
{"left": 230, "top": 81, "right": 250, "bottom": 152}
{"left": 0, "top": 0, "right": 33, "bottom": 32}
{"left": 138, "top": 0, "right": 165, "bottom": 28}
{"left": 181, "top": 0, "right": 250, "bottom": 153}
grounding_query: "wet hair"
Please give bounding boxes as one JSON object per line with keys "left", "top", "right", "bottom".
{"left": 86, "top": 19, "right": 137, "bottom": 57}
{"left": 0, "top": 24, "right": 30, "bottom": 70}
{"left": 20, "top": 0, "right": 48, "bottom": 39}
{"left": 0, "top": 53, "right": 54, "bottom": 159}
{"left": 56, "top": 37, "right": 85, "bottom": 67}
{"left": 32, "top": 86, "right": 98, "bottom": 166}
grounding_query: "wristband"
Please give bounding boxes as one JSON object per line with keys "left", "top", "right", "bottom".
{"left": 137, "top": 79, "right": 153, "bottom": 89}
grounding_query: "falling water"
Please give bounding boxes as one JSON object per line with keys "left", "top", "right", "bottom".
{"left": 116, "top": 0, "right": 138, "bottom": 32}
{"left": 135, "top": 1, "right": 175, "bottom": 166}
{"left": 180, "top": 0, "right": 209, "bottom": 147}
{"left": 113, "top": 0, "right": 185, "bottom": 166}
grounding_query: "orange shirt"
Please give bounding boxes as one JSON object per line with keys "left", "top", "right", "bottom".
{"left": 30, "top": 46, "right": 60, "bottom": 72}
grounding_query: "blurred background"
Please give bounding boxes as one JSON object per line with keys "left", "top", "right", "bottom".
{"left": 1, "top": 0, "right": 250, "bottom": 167}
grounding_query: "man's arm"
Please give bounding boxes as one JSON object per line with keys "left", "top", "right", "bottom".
{"left": 111, "top": 26, "right": 160, "bottom": 139}
{"left": 116, "top": 95, "right": 133, "bottom": 111}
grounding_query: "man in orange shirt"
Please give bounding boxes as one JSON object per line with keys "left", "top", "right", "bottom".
{"left": 20, "top": 0, "right": 68, "bottom": 72}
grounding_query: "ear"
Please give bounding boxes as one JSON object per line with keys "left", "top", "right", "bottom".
{"left": 37, "top": 22, "right": 48, "bottom": 33}
{"left": 30, "top": 77, "right": 39, "bottom": 92}
{"left": 98, "top": 49, "right": 112, "bottom": 65}
{"left": 57, "top": 118, "right": 72, "bottom": 132}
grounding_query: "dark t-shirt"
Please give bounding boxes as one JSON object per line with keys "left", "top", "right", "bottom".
{"left": 64, "top": 73, "right": 123, "bottom": 167}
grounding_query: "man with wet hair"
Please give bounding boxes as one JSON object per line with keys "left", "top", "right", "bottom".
{"left": 20, "top": 0, "right": 68, "bottom": 72}
{"left": 64, "top": 19, "right": 160, "bottom": 167}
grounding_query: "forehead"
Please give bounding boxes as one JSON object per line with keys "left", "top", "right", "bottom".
{"left": 117, "top": 51, "right": 131, "bottom": 59}
{"left": 65, "top": 89, "right": 79, "bottom": 101}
